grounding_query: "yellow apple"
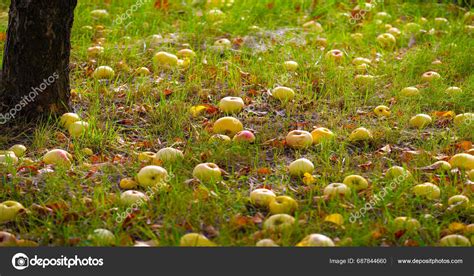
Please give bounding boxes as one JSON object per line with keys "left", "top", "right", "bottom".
{"left": 269, "top": 196, "right": 298, "bottom": 214}
{"left": 193, "top": 163, "right": 221, "bottom": 182}
{"left": 354, "top": 74, "right": 375, "bottom": 86}
{"left": 311, "top": 127, "right": 335, "bottom": 144}
{"left": 448, "top": 195, "right": 469, "bottom": 209}
{"left": 87, "top": 46, "right": 104, "bottom": 57}
{"left": 355, "top": 63, "right": 369, "bottom": 73}
{"left": 468, "top": 170, "right": 474, "bottom": 181}
{"left": 135, "top": 67, "right": 151, "bottom": 76}
{"left": 393, "top": 217, "right": 421, "bottom": 231}
{"left": 387, "top": 27, "right": 401, "bottom": 37}
{"left": 323, "top": 183, "right": 351, "bottom": 198}
{"left": 149, "top": 34, "right": 163, "bottom": 48}
{"left": 348, "top": 127, "right": 373, "bottom": 142}
{"left": 375, "top": 12, "right": 391, "bottom": 22}
{"left": 120, "top": 190, "right": 148, "bottom": 205}
{"left": 376, "top": 33, "right": 396, "bottom": 48}
{"left": 374, "top": 105, "right": 391, "bottom": 117}
{"left": 302, "top": 20, "right": 323, "bottom": 32}
{"left": 385, "top": 166, "right": 412, "bottom": 180}
{"left": 445, "top": 86, "right": 462, "bottom": 95}
{"left": 256, "top": 239, "right": 279, "bottom": 247}
{"left": 207, "top": 9, "right": 225, "bottom": 22}
{"left": 285, "top": 130, "right": 313, "bottom": 149}
{"left": 0, "top": 201, "right": 25, "bottom": 223}
{"left": 272, "top": 86, "right": 295, "bottom": 102}
{"left": 464, "top": 11, "right": 474, "bottom": 23}
{"left": 138, "top": 151, "right": 156, "bottom": 162}
{"left": 88, "top": 228, "right": 115, "bottom": 246}
{"left": 404, "top": 22, "right": 421, "bottom": 34}
{"left": 177, "top": 58, "right": 190, "bottom": 68}
{"left": 296, "top": 234, "right": 335, "bottom": 247}
{"left": 352, "top": 57, "right": 371, "bottom": 66}
{"left": 8, "top": 144, "right": 26, "bottom": 157}
{"left": 453, "top": 113, "right": 474, "bottom": 126}
{"left": 0, "top": 231, "right": 17, "bottom": 246}
{"left": 153, "top": 51, "right": 178, "bottom": 68}
{"left": 400, "top": 86, "right": 420, "bottom": 97}
{"left": 409, "top": 114, "right": 432, "bottom": 129}
{"left": 60, "top": 112, "right": 80, "bottom": 128}
{"left": 214, "top": 38, "right": 232, "bottom": 49}
{"left": 90, "top": 9, "right": 109, "bottom": 19}
{"left": 180, "top": 233, "right": 216, "bottom": 246}
{"left": 430, "top": 161, "right": 452, "bottom": 172}
{"left": 155, "top": 147, "right": 184, "bottom": 163}
{"left": 413, "top": 183, "right": 441, "bottom": 199}
{"left": 177, "top": 49, "right": 196, "bottom": 59}
{"left": 351, "top": 33, "right": 364, "bottom": 42}
{"left": 288, "top": 158, "right": 314, "bottom": 176}
{"left": 325, "top": 49, "right": 344, "bottom": 63}
{"left": 343, "top": 175, "right": 369, "bottom": 191}
{"left": 439, "top": 234, "right": 471, "bottom": 247}
{"left": 68, "top": 121, "right": 89, "bottom": 138}
{"left": 93, "top": 66, "right": 115, "bottom": 79}
{"left": 119, "top": 178, "right": 138, "bottom": 190}
{"left": 250, "top": 188, "right": 276, "bottom": 207}
{"left": 284, "top": 61, "right": 298, "bottom": 71}
{"left": 233, "top": 130, "right": 255, "bottom": 143}
{"left": 213, "top": 117, "right": 243, "bottom": 137}
{"left": 209, "top": 134, "right": 231, "bottom": 143}
{"left": 137, "top": 165, "right": 169, "bottom": 187}
{"left": 218, "top": 96, "right": 245, "bottom": 114}
{"left": 43, "top": 149, "right": 73, "bottom": 167}
{"left": 421, "top": 71, "right": 441, "bottom": 82}
{"left": 0, "top": 151, "right": 18, "bottom": 165}
{"left": 449, "top": 153, "right": 474, "bottom": 170}
{"left": 263, "top": 214, "right": 296, "bottom": 232}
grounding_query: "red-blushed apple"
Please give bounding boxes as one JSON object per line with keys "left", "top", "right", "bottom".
{"left": 409, "top": 114, "right": 432, "bottom": 129}
{"left": 376, "top": 33, "right": 396, "bottom": 48}
{"left": 393, "top": 217, "right": 421, "bottom": 232}
{"left": 213, "top": 117, "right": 243, "bottom": 137}
{"left": 325, "top": 49, "right": 344, "bottom": 63}
{"left": 233, "top": 130, "right": 255, "bottom": 143}
{"left": 88, "top": 228, "right": 115, "bottom": 246}
{"left": 323, "top": 183, "right": 351, "bottom": 198}
{"left": 421, "top": 71, "right": 441, "bottom": 82}
{"left": 374, "top": 105, "right": 391, "bottom": 117}
{"left": 288, "top": 158, "right": 314, "bottom": 176}
{"left": 439, "top": 234, "right": 471, "bottom": 246}
{"left": 250, "top": 188, "right": 276, "bottom": 207}
{"left": 256, "top": 239, "right": 279, "bottom": 247}
{"left": 413, "top": 183, "right": 441, "bottom": 199}
{"left": 119, "top": 178, "right": 138, "bottom": 190}
{"left": 343, "top": 175, "right": 369, "bottom": 191}
{"left": 296, "top": 233, "right": 335, "bottom": 247}
{"left": 155, "top": 147, "right": 184, "bottom": 163}
{"left": 120, "top": 190, "right": 149, "bottom": 205}
{"left": 43, "top": 149, "right": 73, "bottom": 167}
{"left": 400, "top": 86, "right": 420, "bottom": 97}
{"left": 0, "top": 200, "right": 25, "bottom": 223}
{"left": 272, "top": 86, "right": 295, "bottom": 102}
{"left": 209, "top": 134, "right": 232, "bottom": 143}
{"left": 285, "top": 130, "right": 313, "bottom": 149}
{"left": 9, "top": 144, "right": 26, "bottom": 157}
{"left": 310, "top": 127, "right": 335, "bottom": 144}
{"left": 180, "top": 233, "right": 217, "bottom": 246}
{"left": 192, "top": 163, "right": 222, "bottom": 182}
{"left": 263, "top": 214, "right": 296, "bottom": 232}
{"left": 137, "top": 165, "right": 169, "bottom": 187}
{"left": 453, "top": 113, "right": 474, "bottom": 126}
{"left": 68, "top": 121, "right": 89, "bottom": 138}
{"left": 348, "top": 127, "right": 373, "bottom": 142}
{"left": 449, "top": 153, "right": 474, "bottom": 170}
{"left": 60, "top": 112, "right": 81, "bottom": 128}
{"left": 284, "top": 61, "right": 298, "bottom": 71}
{"left": 93, "top": 66, "right": 115, "bottom": 79}
{"left": 153, "top": 51, "right": 178, "bottom": 68}
{"left": 269, "top": 196, "right": 298, "bottom": 214}
{"left": 218, "top": 96, "right": 245, "bottom": 114}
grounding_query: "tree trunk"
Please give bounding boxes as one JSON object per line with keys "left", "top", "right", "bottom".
{"left": 0, "top": 0, "right": 77, "bottom": 125}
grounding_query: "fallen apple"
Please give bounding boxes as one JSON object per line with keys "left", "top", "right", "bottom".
{"left": 288, "top": 158, "right": 314, "bottom": 176}
{"left": 430, "top": 161, "right": 452, "bottom": 172}
{"left": 351, "top": 33, "right": 364, "bottom": 42}
{"left": 352, "top": 57, "right": 371, "bottom": 66}
{"left": 138, "top": 151, "right": 156, "bottom": 163}
{"left": 0, "top": 200, "right": 25, "bottom": 223}
{"left": 256, "top": 239, "right": 279, "bottom": 247}
{"left": 387, "top": 27, "right": 401, "bottom": 37}
{"left": 137, "top": 165, "right": 169, "bottom": 187}
{"left": 155, "top": 147, "right": 184, "bottom": 163}
{"left": 8, "top": 144, "right": 26, "bottom": 157}
{"left": 325, "top": 49, "right": 344, "bottom": 63}
{"left": 88, "top": 228, "right": 115, "bottom": 246}
{"left": 374, "top": 105, "right": 391, "bottom": 117}
{"left": 439, "top": 234, "right": 471, "bottom": 247}
{"left": 214, "top": 38, "right": 232, "bottom": 49}
{"left": 468, "top": 170, "right": 474, "bottom": 181}
{"left": 400, "top": 86, "right": 420, "bottom": 97}
{"left": 434, "top": 17, "right": 449, "bottom": 29}
{"left": 343, "top": 175, "right": 369, "bottom": 191}
{"left": 180, "top": 233, "right": 216, "bottom": 246}
{"left": 421, "top": 71, "right": 441, "bottom": 82}
{"left": 209, "top": 134, "right": 232, "bottom": 143}
{"left": 213, "top": 116, "right": 243, "bottom": 137}
{"left": 284, "top": 61, "right": 298, "bottom": 71}
{"left": 269, "top": 196, "right": 298, "bottom": 214}
{"left": 348, "top": 127, "right": 373, "bottom": 142}
{"left": 43, "top": 149, "right": 73, "bottom": 167}
{"left": 413, "top": 182, "right": 441, "bottom": 199}
{"left": 393, "top": 217, "right": 421, "bottom": 231}
{"left": 354, "top": 74, "right": 375, "bottom": 86}
{"left": 87, "top": 46, "right": 104, "bottom": 57}
{"left": 90, "top": 9, "right": 109, "bottom": 19}
{"left": 375, "top": 12, "right": 391, "bottom": 22}
{"left": 233, "top": 130, "right": 255, "bottom": 143}
{"left": 272, "top": 86, "right": 295, "bottom": 102}
{"left": 302, "top": 20, "right": 323, "bottom": 32}
{"left": 453, "top": 113, "right": 474, "bottom": 126}
{"left": 192, "top": 163, "right": 222, "bottom": 182}
{"left": 285, "top": 130, "right": 313, "bottom": 149}
{"left": 447, "top": 195, "right": 469, "bottom": 209}
{"left": 120, "top": 190, "right": 148, "bottom": 205}
{"left": 376, "top": 33, "right": 396, "bottom": 48}
{"left": 385, "top": 166, "right": 412, "bottom": 180}
{"left": 445, "top": 86, "right": 462, "bottom": 95}
{"left": 177, "top": 49, "right": 196, "bottom": 59}
{"left": 218, "top": 96, "right": 245, "bottom": 114}
{"left": 409, "top": 114, "right": 432, "bottom": 129}
{"left": 404, "top": 22, "right": 421, "bottom": 34}
{"left": 68, "top": 121, "right": 89, "bottom": 138}
{"left": 207, "top": 9, "right": 225, "bottom": 22}
{"left": 153, "top": 51, "right": 178, "bottom": 68}
{"left": 449, "top": 153, "right": 474, "bottom": 170}
{"left": 93, "top": 66, "right": 115, "bottom": 79}
{"left": 323, "top": 183, "right": 351, "bottom": 198}
{"left": 310, "top": 127, "right": 335, "bottom": 144}
{"left": 135, "top": 67, "right": 151, "bottom": 76}
{"left": 60, "top": 112, "right": 81, "bottom": 128}
{"left": 119, "top": 178, "right": 138, "bottom": 190}
{"left": 296, "top": 233, "right": 335, "bottom": 247}
{"left": 250, "top": 188, "right": 276, "bottom": 207}
{"left": 0, "top": 231, "right": 17, "bottom": 246}
{"left": 263, "top": 214, "right": 296, "bottom": 232}
{"left": 0, "top": 151, "right": 18, "bottom": 165}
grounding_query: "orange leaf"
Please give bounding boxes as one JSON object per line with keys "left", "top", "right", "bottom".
{"left": 432, "top": 111, "right": 455, "bottom": 118}
{"left": 154, "top": 0, "right": 169, "bottom": 10}
{"left": 455, "top": 141, "right": 472, "bottom": 151}
{"left": 257, "top": 167, "right": 271, "bottom": 175}
{"left": 0, "top": 32, "right": 6, "bottom": 42}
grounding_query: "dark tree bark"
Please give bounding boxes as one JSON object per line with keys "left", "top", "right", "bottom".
{"left": 0, "top": 0, "right": 77, "bottom": 124}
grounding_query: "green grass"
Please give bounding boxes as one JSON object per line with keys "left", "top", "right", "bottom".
{"left": 0, "top": 0, "right": 473, "bottom": 246}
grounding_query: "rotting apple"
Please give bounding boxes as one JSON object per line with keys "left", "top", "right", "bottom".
{"left": 400, "top": 86, "right": 420, "bottom": 97}
{"left": 421, "top": 71, "right": 441, "bottom": 82}
{"left": 439, "top": 234, "right": 471, "bottom": 247}
{"left": 376, "top": 33, "right": 396, "bottom": 48}
{"left": 9, "top": 144, "right": 26, "bottom": 157}
{"left": 60, "top": 112, "right": 81, "bottom": 128}
{"left": 374, "top": 105, "right": 391, "bottom": 117}
{"left": 325, "top": 49, "right": 344, "bottom": 63}
{"left": 393, "top": 217, "right": 421, "bottom": 232}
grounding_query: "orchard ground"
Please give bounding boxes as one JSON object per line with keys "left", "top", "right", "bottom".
{"left": 0, "top": 0, "right": 473, "bottom": 246}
